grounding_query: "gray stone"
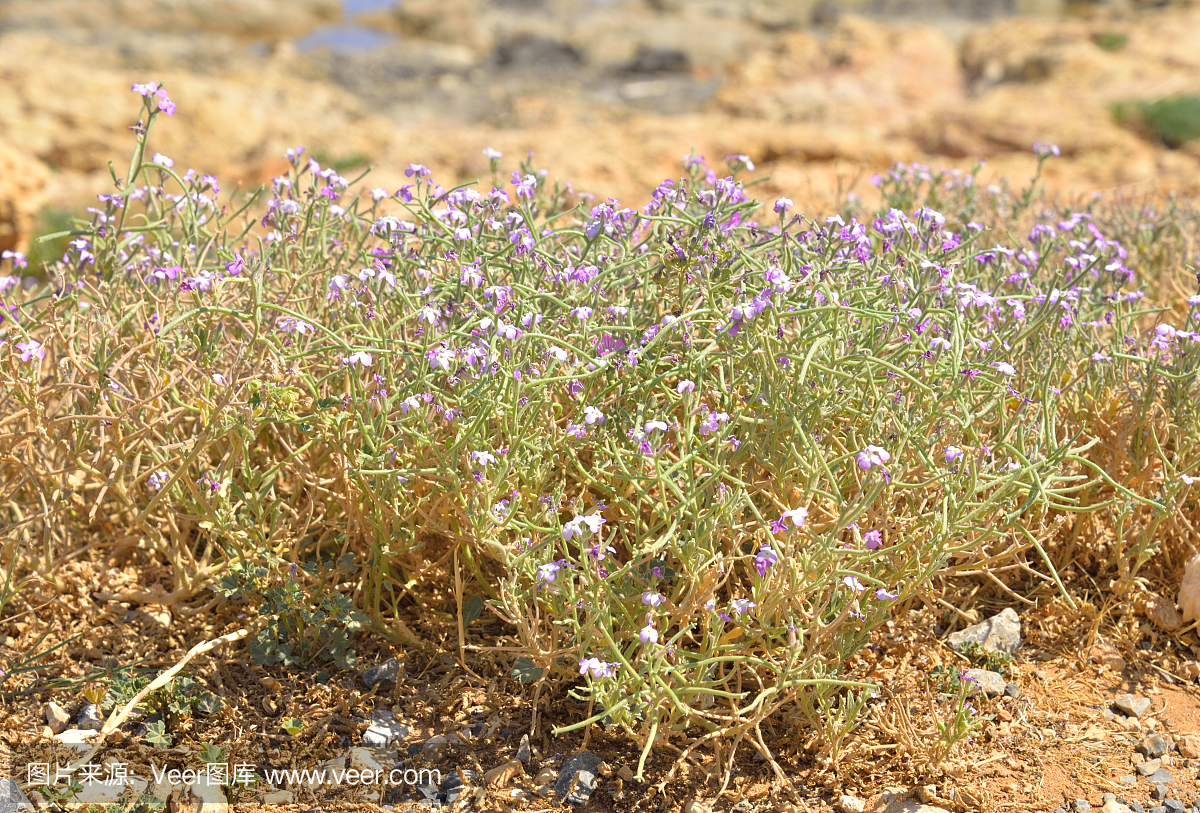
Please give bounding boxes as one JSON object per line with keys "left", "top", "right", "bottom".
{"left": 1119, "top": 775, "right": 1137, "bottom": 784}
{"left": 348, "top": 747, "right": 390, "bottom": 774}
{"left": 964, "top": 668, "right": 1007, "bottom": 697}
{"left": 555, "top": 751, "right": 603, "bottom": 806}
{"left": 1147, "top": 769, "right": 1174, "bottom": 785}
{"left": 1155, "top": 785, "right": 1168, "bottom": 801}
{"left": 1073, "top": 800, "right": 1091, "bottom": 813}
{"left": 77, "top": 703, "right": 104, "bottom": 731}
{"left": 1115, "top": 694, "right": 1153, "bottom": 718}
{"left": 363, "top": 710, "right": 410, "bottom": 748}
{"left": 0, "top": 778, "right": 34, "bottom": 812}
{"left": 1150, "top": 807, "right": 1166, "bottom": 813}
{"left": 946, "top": 607, "right": 1022, "bottom": 654}
{"left": 362, "top": 658, "right": 401, "bottom": 688}
{"left": 1102, "top": 794, "right": 1115, "bottom": 804}
{"left": 1003, "top": 683, "right": 1023, "bottom": 699}
{"left": 515, "top": 734, "right": 531, "bottom": 763}
{"left": 1140, "top": 733, "right": 1175, "bottom": 759}
{"left": 1164, "top": 801, "right": 1185, "bottom": 813}
{"left": 1130, "top": 803, "right": 1145, "bottom": 813}
{"left": 421, "top": 735, "right": 449, "bottom": 759}
{"left": 1138, "top": 759, "right": 1163, "bottom": 776}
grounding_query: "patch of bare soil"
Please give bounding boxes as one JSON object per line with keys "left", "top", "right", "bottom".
{"left": 2, "top": 554, "right": 1199, "bottom": 813}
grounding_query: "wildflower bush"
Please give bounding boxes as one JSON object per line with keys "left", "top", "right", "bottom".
{"left": 2, "top": 85, "right": 1199, "bottom": 772}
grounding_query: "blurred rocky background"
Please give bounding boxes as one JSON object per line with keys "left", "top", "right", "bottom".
{"left": 2, "top": 0, "right": 1200, "bottom": 262}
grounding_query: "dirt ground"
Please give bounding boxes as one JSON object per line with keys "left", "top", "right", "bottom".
{"left": 2, "top": 552, "right": 1199, "bottom": 813}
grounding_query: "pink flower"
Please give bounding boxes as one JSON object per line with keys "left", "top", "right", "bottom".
{"left": 16, "top": 339, "right": 44, "bottom": 363}
{"left": 754, "top": 545, "right": 778, "bottom": 577}
{"left": 131, "top": 81, "right": 159, "bottom": 96}
{"left": 155, "top": 88, "right": 176, "bottom": 116}
{"left": 639, "top": 624, "right": 659, "bottom": 644}
{"left": 862, "top": 530, "right": 883, "bottom": 550}
{"left": 856, "top": 445, "right": 890, "bottom": 471}
{"left": 676, "top": 379, "right": 695, "bottom": 394}
{"left": 341, "top": 351, "right": 373, "bottom": 367}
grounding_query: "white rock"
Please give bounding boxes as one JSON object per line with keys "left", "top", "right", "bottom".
{"left": 837, "top": 795, "right": 865, "bottom": 813}
{"left": 1179, "top": 553, "right": 1200, "bottom": 624}
{"left": 54, "top": 728, "right": 98, "bottom": 752}
{"left": 263, "top": 790, "right": 294, "bottom": 804}
{"left": 168, "top": 780, "right": 228, "bottom": 813}
{"left": 74, "top": 777, "right": 149, "bottom": 805}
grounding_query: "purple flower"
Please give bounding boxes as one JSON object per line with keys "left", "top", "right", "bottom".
{"left": 778, "top": 507, "right": 807, "bottom": 530}
{"left": 639, "top": 624, "right": 659, "bottom": 644}
{"left": 697, "top": 410, "right": 729, "bottom": 435}
{"left": 754, "top": 545, "right": 778, "bottom": 577}
{"left": 583, "top": 406, "right": 605, "bottom": 425}
{"left": 154, "top": 88, "right": 175, "bottom": 116}
{"left": 405, "top": 163, "right": 431, "bottom": 178}
{"left": 578, "top": 657, "right": 615, "bottom": 679}
{"left": 992, "top": 361, "right": 1015, "bottom": 376}
{"left": 224, "top": 252, "right": 245, "bottom": 276}
{"left": 472, "top": 450, "right": 496, "bottom": 466}
{"left": 341, "top": 351, "right": 373, "bottom": 367}
{"left": 875, "top": 588, "right": 899, "bottom": 601}
{"left": 944, "top": 446, "right": 964, "bottom": 463}
{"left": 730, "top": 599, "right": 755, "bottom": 615}
{"left": 1183, "top": 474, "right": 1195, "bottom": 485}
{"left": 642, "top": 591, "right": 665, "bottom": 607}
{"left": 131, "top": 81, "right": 159, "bottom": 96}
{"left": 278, "top": 317, "right": 314, "bottom": 335}
{"left": 16, "top": 339, "right": 44, "bottom": 363}
{"left": 862, "top": 529, "right": 883, "bottom": 550}
{"left": 774, "top": 197, "right": 793, "bottom": 215}
{"left": 843, "top": 575, "right": 865, "bottom": 593}
{"left": 511, "top": 172, "right": 537, "bottom": 198}
{"left": 562, "top": 513, "right": 605, "bottom": 542}
{"left": 1032, "top": 141, "right": 1060, "bottom": 158}
{"left": 588, "top": 542, "right": 616, "bottom": 561}
{"left": 147, "top": 471, "right": 169, "bottom": 491}
{"left": 856, "top": 445, "right": 890, "bottom": 471}
{"left": 537, "top": 560, "right": 569, "bottom": 584}
{"left": 676, "top": 379, "right": 695, "bottom": 394}
{"left": 960, "top": 368, "right": 983, "bottom": 381}
{"left": 151, "top": 152, "right": 174, "bottom": 168}
{"left": 483, "top": 146, "right": 502, "bottom": 160}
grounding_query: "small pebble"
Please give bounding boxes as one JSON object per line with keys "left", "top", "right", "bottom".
{"left": 1155, "top": 785, "right": 1168, "bottom": 801}
{"left": 1074, "top": 799, "right": 1091, "bottom": 813}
